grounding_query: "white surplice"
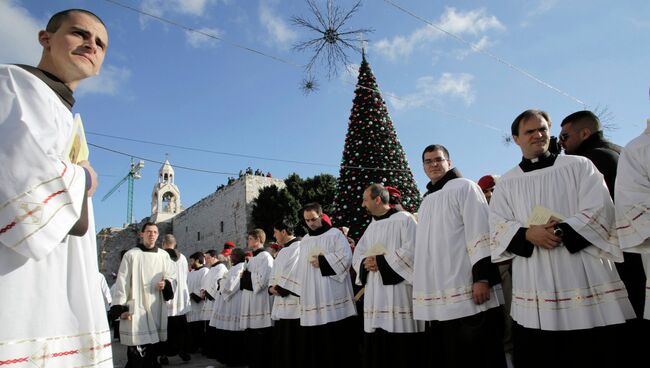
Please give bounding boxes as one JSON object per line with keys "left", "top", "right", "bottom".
{"left": 0, "top": 65, "right": 112, "bottom": 367}
{"left": 413, "top": 178, "right": 503, "bottom": 321}
{"left": 295, "top": 227, "right": 357, "bottom": 326}
{"left": 615, "top": 121, "right": 650, "bottom": 319}
{"left": 211, "top": 262, "right": 245, "bottom": 331}
{"left": 490, "top": 155, "right": 635, "bottom": 330}
{"left": 112, "top": 247, "right": 177, "bottom": 346}
{"left": 271, "top": 240, "right": 301, "bottom": 320}
{"left": 353, "top": 211, "right": 424, "bottom": 333}
{"left": 186, "top": 266, "right": 209, "bottom": 322}
{"left": 240, "top": 251, "right": 274, "bottom": 329}
{"left": 201, "top": 262, "right": 228, "bottom": 321}
{"left": 167, "top": 253, "right": 191, "bottom": 317}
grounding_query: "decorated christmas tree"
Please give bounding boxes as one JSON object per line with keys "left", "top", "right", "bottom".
{"left": 333, "top": 52, "right": 421, "bottom": 240}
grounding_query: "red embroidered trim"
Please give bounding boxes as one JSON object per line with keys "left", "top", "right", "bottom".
{"left": 0, "top": 342, "right": 111, "bottom": 366}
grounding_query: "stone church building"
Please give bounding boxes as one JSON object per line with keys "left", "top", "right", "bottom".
{"left": 97, "top": 160, "right": 284, "bottom": 279}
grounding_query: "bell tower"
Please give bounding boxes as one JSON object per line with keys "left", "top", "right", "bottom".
{"left": 151, "top": 160, "right": 182, "bottom": 223}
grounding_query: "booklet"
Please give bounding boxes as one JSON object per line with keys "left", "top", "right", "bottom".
{"left": 64, "top": 113, "right": 89, "bottom": 164}
{"left": 526, "top": 205, "right": 564, "bottom": 226}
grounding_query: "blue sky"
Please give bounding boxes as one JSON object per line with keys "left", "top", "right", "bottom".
{"left": 2, "top": 0, "right": 649, "bottom": 232}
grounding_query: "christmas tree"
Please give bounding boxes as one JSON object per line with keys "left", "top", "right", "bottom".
{"left": 333, "top": 52, "right": 421, "bottom": 240}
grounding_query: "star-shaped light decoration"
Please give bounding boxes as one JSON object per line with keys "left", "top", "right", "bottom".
{"left": 292, "top": 0, "right": 372, "bottom": 79}
{"left": 300, "top": 75, "right": 320, "bottom": 95}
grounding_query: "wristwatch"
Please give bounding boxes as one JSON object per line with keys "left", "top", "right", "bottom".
{"left": 553, "top": 225, "right": 564, "bottom": 237}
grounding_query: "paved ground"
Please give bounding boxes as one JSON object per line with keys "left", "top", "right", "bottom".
{"left": 110, "top": 338, "right": 242, "bottom": 368}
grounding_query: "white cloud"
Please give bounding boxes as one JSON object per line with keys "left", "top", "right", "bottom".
{"left": 455, "top": 35, "right": 493, "bottom": 60}
{"left": 139, "top": 0, "right": 218, "bottom": 27}
{"left": 258, "top": 0, "right": 297, "bottom": 49}
{"left": 521, "top": 0, "right": 558, "bottom": 27}
{"left": 185, "top": 27, "right": 222, "bottom": 48}
{"left": 388, "top": 73, "right": 475, "bottom": 110}
{"left": 76, "top": 65, "right": 132, "bottom": 97}
{"left": 0, "top": 0, "right": 42, "bottom": 65}
{"left": 374, "top": 7, "right": 504, "bottom": 61}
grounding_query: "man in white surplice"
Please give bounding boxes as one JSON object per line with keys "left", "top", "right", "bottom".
{"left": 111, "top": 222, "right": 176, "bottom": 367}
{"left": 239, "top": 229, "right": 274, "bottom": 368}
{"left": 0, "top": 9, "right": 112, "bottom": 368}
{"left": 269, "top": 219, "right": 302, "bottom": 368}
{"left": 490, "top": 109, "right": 635, "bottom": 368}
{"left": 353, "top": 184, "right": 424, "bottom": 368}
{"left": 295, "top": 202, "right": 357, "bottom": 368}
{"left": 413, "top": 144, "right": 506, "bottom": 368}
{"left": 615, "top": 117, "right": 650, "bottom": 320}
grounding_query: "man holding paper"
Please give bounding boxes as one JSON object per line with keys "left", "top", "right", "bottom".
{"left": 352, "top": 184, "right": 423, "bottom": 368}
{"left": 0, "top": 9, "right": 111, "bottom": 367}
{"left": 413, "top": 144, "right": 505, "bottom": 368}
{"left": 295, "top": 202, "right": 357, "bottom": 368}
{"left": 489, "top": 109, "right": 635, "bottom": 368}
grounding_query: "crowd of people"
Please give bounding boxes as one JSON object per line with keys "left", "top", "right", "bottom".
{"left": 1, "top": 7, "right": 649, "bottom": 368}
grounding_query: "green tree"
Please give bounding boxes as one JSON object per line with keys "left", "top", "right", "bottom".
{"left": 251, "top": 173, "right": 337, "bottom": 239}
{"left": 334, "top": 53, "right": 421, "bottom": 241}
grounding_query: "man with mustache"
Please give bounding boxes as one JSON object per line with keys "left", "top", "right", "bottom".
{"left": 0, "top": 9, "right": 112, "bottom": 367}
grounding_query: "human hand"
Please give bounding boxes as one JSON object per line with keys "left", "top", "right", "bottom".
{"left": 120, "top": 312, "right": 132, "bottom": 320}
{"left": 157, "top": 280, "right": 166, "bottom": 290}
{"left": 526, "top": 223, "right": 561, "bottom": 249}
{"left": 78, "top": 160, "right": 98, "bottom": 197}
{"left": 472, "top": 281, "right": 490, "bottom": 305}
{"left": 363, "top": 256, "right": 378, "bottom": 272}
{"left": 310, "top": 256, "right": 320, "bottom": 268}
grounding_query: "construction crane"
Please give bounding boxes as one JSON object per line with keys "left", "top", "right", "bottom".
{"left": 102, "top": 158, "right": 145, "bottom": 225}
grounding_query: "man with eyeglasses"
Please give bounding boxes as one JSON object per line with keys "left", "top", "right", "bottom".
{"left": 561, "top": 110, "right": 646, "bottom": 350}
{"left": 489, "top": 109, "right": 635, "bottom": 367}
{"left": 413, "top": 144, "right": 506, "bottom": 367}
{"left": 295, "top": 202, "right": 357, "bottom": 368}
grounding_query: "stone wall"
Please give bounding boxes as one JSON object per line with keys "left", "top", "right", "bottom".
{"left": 97, "top": 175, "right": 285, "bottom": 280}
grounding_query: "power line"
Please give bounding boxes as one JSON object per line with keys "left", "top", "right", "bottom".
{"left": 102, "top": 0, "right": 302, "bottom": 68}
{"left": 88, "top": 137, "right": 414, "bottom": 173}
{"left": 383, "top": 0, "right": 587, "bottom": 108}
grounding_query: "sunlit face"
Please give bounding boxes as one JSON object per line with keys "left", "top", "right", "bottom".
{"left": 482, "top": 186, "right": 494, "bottom": 203}
{"left": 361, "top": 188, "right": 382, "bottom": 216}
{"left": 273, "top": 228, "right": 288, "bottom": 244}
{"left": 303, "top": 210, "right": 322, "bottom": 231}
{"left": 422, "top": 149, "right": 451, "bottom": 184}
{"left": 140, "top": 225, "right": 159, "bottom": 249}
{"left": 38, "top": 11, "right": 108, "bottom": 89}
{"left": 247, "top": 235, "right": 261, "bottom": 249}
{"left": 513, "top": 116, "right": 550, "bottom": 159}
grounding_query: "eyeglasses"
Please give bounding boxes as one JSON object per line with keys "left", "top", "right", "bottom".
{"left": 304, "top": 216, "right": 320, "bottom": 223}
{"left": 423, "top": 157, "right": 447, "bottom": 165}
{"left": 559, "top": 133, "right": 570, "bottom": 142}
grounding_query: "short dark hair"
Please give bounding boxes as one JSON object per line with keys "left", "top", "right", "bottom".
{"left": 422, "top": 144, "right": 450, "bottom": 161}
{"left": 230, "top": 248, "right": 246, "bottom": 265}
{"left": 367, "top": 183, "right": 389, "bottom": 204}
{"left": 189, "top": 251, "right": 205, "bottom": 264}
{"left": 205, "top": 249, "right": 217, "bottom": 257}
{"left": 560, "top": 110, "right": 601, "bottom": 131}
{"left": 273, "top": 219, "right": 295, "bottom": 235}
{"left": 247, "top": 229, "right": 266, "bottom": 244}
{"left": 511, "top": 109, "right": 551, "bottom": 136}
{"left": 46, "top": 9, "right": 105, "bottom": 33}
{"left": 141, "top": 222, "right": 157, "bottom": 232}
{"left": 302, "top": 202, "right": 323, "bottom": 215}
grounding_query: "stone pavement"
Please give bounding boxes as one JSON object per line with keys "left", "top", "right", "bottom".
{"left": 110, "top": 338, "right": 245, "bottom": 368}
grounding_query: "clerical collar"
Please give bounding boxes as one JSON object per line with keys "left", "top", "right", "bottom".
{"left": 519, "top": 151, "right": 556, "bottom": 172}
{"left": 137, "top": 244, "right": 158, "bottom": 253}
{"left": 372, "top": 207, "right": 398, "bottom": 221}
{"left": 252, "top": 248, "right": 266, "bottom": 257}
{"left": 425, "top": 168, "right": 462, "bottom": 195}
{"left": 15, "top": 64, "right": 75, "bottom": 110}
{"left": 307, "top": 222, "right": 332, "bottom": 236}
{"left": 284, "top": 237, "right": 300, "bottom": 247}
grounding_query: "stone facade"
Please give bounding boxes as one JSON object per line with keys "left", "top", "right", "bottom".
{"left": 97, "top": 173, "right": 284, "bottom": 280}
{"left": 172, "top": 175, "right": 285, "bottom": 254}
